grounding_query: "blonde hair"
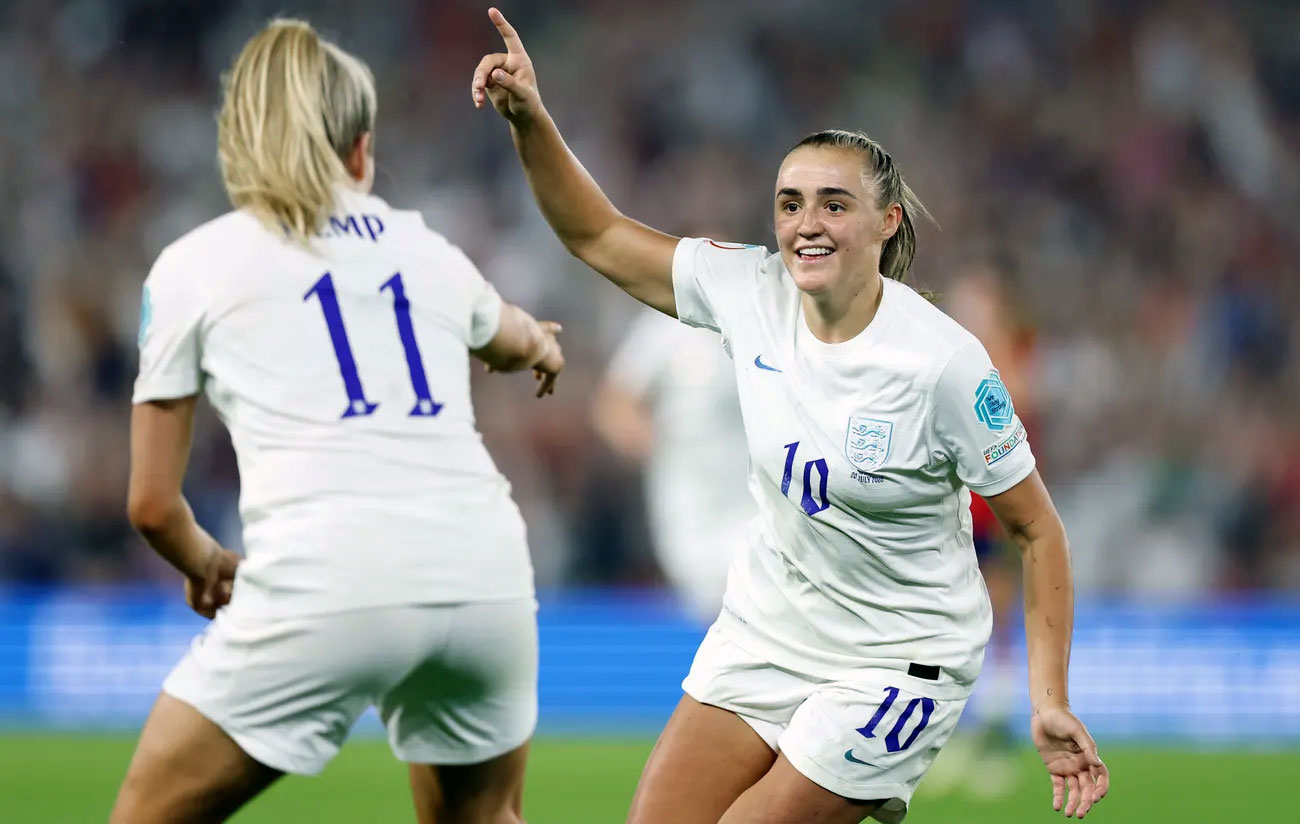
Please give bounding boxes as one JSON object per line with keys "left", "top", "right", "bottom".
{"left": 217, "top": 19, "right": 376, "bottom": 241}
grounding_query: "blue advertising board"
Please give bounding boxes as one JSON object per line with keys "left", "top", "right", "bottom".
{"left": 1, "top": 588, "right": 1298, "bottom": 743}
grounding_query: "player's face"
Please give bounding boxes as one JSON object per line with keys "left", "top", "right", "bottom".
{"left": 774, "top": 147, "right": 897, "bottom": 296}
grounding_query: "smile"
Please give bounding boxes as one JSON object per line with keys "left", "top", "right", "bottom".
{"left": 796, "top": 247, "right": 834, "bottom": 261}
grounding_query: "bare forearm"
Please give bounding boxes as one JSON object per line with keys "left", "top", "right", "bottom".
{"left": 1017, "top": 526, "right": 1074, "bottom": 711}
{"left": 481, "top": 306, "right": 551, "bottom": 372}
{"left": 129, "top": 495, "right": 215, "bottom": 578}
{"left": 510, "top": 108, "right": 621, "bottom": 254}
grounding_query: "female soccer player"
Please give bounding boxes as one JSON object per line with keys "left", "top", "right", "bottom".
{"left": 111, "top": 19, "right": 562, "bottom": 824}
{"left": 473, "top": 8, "right": 1109, "bottom": 823}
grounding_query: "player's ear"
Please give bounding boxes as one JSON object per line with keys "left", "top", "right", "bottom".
{"left": 345, "top": 132, "right": 372, "bottom": 182}
{"left": 880, "top": 202, "right": 902, "bottom": 242}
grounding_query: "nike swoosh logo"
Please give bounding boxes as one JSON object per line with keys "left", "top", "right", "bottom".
{"left": 843, "top": 749, "right": 881, "bottom": 767}
{"left": 754, "top": 354, "right": 782, "bottom": 372}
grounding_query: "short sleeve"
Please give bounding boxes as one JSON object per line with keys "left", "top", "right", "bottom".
{"left": 605, "top": 308, "right": 678, "bottom": 398}
{"left": 931, "top": 342, "right": 1036, "bottom": 496}
{"left": 449, "top": 245, "right": 502, "bottom": 349}
{"left": 671, "top": 237, "right": 768, "bottom": 335}
{"left": 467, "top": 279, "right": 503, "bottom": 349}
{"left": 133, "top": 247, "right": 204, "bottom": 403}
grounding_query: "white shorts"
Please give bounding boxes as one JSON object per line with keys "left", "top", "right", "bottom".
{"left": 682, "top": 623, "right": 968, "bottom": 823}
{"left": 163, "top": 598, "right": 538, "bottom": 775}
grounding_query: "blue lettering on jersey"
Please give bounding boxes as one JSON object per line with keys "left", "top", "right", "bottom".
{"left": 320, "top": 214, "right": 386, "bottom": 242}
{"left": 974, "top": 370, "right": 1014, "bottom": 432}
{"left": 138, "top": 286, "right": 152, "bottom": 346}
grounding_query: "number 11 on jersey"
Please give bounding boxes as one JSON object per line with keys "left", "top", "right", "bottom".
{"left": 305, "top": 272, "right": 444, "bottom": 419}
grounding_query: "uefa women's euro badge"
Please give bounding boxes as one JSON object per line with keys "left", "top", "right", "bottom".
{"left": 974, "top": 370, "right": 1014, "bottom": 432}
{"left": 846, "top": 416, "right": 893, "bottom": 472}
{"left": 138, "top": 286, "right": 152, "bottom": 347}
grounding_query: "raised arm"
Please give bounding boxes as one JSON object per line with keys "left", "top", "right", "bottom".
{"left": 472, "top": 8, "right": 678, "bottom": 316}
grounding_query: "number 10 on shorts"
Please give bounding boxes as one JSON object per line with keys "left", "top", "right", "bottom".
{"left": 855, "top": 686, "right": 936, "bottom": 753}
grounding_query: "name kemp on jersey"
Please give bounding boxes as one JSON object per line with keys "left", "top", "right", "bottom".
{"left": 316, "top": 212, "right": 386, "bottom": 242}
{"left": 134, "top": 188, "right": 534, "bottom": 616}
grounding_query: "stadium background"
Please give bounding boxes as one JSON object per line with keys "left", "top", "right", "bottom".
{"left": 1, "top": 0, "right": 1298, "bottom": 820}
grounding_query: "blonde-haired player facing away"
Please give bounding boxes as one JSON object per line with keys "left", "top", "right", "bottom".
{"left": 594, "top": 307, "right": 756, "bottom": 623}
{"left": 111, "top": 20, "right": 562, "bottom": 824}
{"left": 473, "top": 8, "right": 1108, "bottom": 823}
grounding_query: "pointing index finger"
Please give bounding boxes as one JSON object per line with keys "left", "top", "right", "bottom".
{"left": 489, "top": 7, "right": 526, "bottom": 55}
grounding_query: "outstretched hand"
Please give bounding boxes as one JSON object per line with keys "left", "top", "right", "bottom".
{"left": 532, "top": 321, "right": 564, "bottom": 397}
{"left": 1032, "top": 706, "right": 1110, "bottom": 818}
{"left": 472, "top": 8, "right": 541, "bottom": 124}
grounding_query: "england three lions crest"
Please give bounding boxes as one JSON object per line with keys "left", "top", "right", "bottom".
{"left": 846, "top": 416, "right": 892, "bottom": 471}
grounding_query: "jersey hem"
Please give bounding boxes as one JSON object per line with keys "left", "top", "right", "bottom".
{"left": 713, "top": 610, "right": 979, "bottom": 701}
{"left": 132, "top": 381, "right": 201, "bottom": 403}
{"left": 162, "top": 684, "right": 329, "bottom": 775}
{"left": 671, "top": 237, "right": 719, "bottom": 332}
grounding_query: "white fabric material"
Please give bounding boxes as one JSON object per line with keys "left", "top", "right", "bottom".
{"left": 134, "top": 189, "right": 530, "bottom": 615}
{"left": 605, "top": 307, "right": 755, "bottom": 620}
{"left": 684, "top": 622, "right": 967, "bottom": 823}
{"left": 672, "top": 237, "right": 1036, "bottom": 697}
{"left": 164, "top": 598, "right": 538, "bottom": 774}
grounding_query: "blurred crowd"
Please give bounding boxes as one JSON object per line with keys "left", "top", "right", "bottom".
{"left": 1, "top": 0, "right": 1297, "bottom": 595}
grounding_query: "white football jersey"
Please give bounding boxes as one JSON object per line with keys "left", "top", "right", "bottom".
{"left": 134, "top": 187, "right": 532, "bottom": 617}
{"left": 673, "top": 238, "right": 1036, "bottom": 698}
{"left": 605, "top": 308, "right": 755, "bottom": 558}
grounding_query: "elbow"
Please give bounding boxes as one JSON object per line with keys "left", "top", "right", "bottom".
{"left": 563, "top": 233, "right": 597, "bottom": 265}
{"left": 126, "top": 491, "right": 176, "bottom": 536}
{"left": 563, "top": 214, "right": 622, "bottom": 266}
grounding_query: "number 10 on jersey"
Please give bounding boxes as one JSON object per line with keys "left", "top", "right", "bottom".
{"left": 305, "top": 272, "right": 443, "bottom": 419}
{"left": 782, "top": 441, "right": 830, "bottom": 516}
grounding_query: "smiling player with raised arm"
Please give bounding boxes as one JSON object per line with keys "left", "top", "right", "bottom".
{"left": 473, "top": 8, "right": 1109, "bottom": 823}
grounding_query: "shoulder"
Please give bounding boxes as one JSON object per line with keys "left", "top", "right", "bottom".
{"left": 878, "top": 278, "right": 992, "bottom": 394}
{"left": 145, "top": 210, "right": 268, "bottom": 308}
{"left": 155, "top": 210, "right": 264, "bottom": 273}
{"left": 887, "top": 278, "right": 983, "bottom": 359}
{"left": 675, "top": 237, "right": 791, "bottom": 307}
{"left": 374, "top": 197, "right": 480, "bottom": 272}
{"left": 677, "top": 237, "right": 779, "bottom": 277}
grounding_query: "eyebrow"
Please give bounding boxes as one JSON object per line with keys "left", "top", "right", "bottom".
{"left": 777, "top": 186, "right": 859, "bottom": 200}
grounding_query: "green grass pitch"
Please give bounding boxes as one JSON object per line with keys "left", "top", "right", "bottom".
{"left": 2, "top": 733, "right": 1294, "bottom": 822}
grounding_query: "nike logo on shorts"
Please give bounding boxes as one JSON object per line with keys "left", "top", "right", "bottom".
{"left": 843, "top": 749, "right": 881, "bottom": 768}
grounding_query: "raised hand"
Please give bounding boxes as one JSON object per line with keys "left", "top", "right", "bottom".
{"left": 1032, "top": 705, "right": 1110, "bottom": 818}
{"left": 471, "top": 7, "right": 541, "bottom": 124}
{"left": 532, "top": 321, "right": 564, "bottom": 397}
